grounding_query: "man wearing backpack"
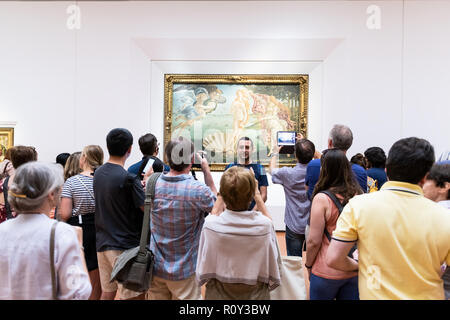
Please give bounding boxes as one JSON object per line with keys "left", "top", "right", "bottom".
{"left": 128, "top": 133, "right": 168, "bottom": 179}
{"left": 93, "top": 128, "right": 146, "bottom": 300}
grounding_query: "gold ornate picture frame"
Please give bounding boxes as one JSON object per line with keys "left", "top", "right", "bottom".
{"left": 0, "top": 128, "right": 14, "bottom": 161}
{"left": 164, "top": 74, "right": 309, "bottom": 171}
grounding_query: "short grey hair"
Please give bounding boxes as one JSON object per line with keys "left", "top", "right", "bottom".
{"left": 329, "top": 124, "right": 353, "bottom": 151}
{"left": 9, "top": 161, "right": 64, "bottom": 213}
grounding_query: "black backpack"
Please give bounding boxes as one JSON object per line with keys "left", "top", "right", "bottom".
{"left": 319, "top": 190, "right": 357, "bottom": 260}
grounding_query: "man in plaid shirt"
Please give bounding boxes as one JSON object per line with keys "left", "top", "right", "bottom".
{"left": 147, "top": 137, "right": 217, "bottom": 300}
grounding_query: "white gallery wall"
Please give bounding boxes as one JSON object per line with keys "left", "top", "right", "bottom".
{"left": 1, "top": 1, "right": 449, "bottom": 229}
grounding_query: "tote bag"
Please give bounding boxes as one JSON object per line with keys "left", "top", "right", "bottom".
{"left": 269, "top": 231, "right": 307, "bottom": 300}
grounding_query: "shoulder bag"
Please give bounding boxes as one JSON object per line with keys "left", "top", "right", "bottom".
{"left": 109, "top": 172, "right": 162, "bottom": 292}
{"left": 269, "top": 228, "right": 306, "bottom": 300}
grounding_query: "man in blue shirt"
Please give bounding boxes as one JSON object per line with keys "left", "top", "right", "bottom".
{"left": 364, "top": 146, "right": 388, "bottom": 189}
{"left": 306, "top": 124, "right": 367, "bottom": 199}
{"left": 128, "top": 133, "right": 169, "bottom": 179}
{"left": 225, "top": 137, "right": 268, "bottom": 210}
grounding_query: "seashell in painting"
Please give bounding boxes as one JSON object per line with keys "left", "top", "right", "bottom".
{"left": 202, "top": 131, "right": 238, "bottom": 156}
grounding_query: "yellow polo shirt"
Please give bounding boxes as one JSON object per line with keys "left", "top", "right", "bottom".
{"left": 333, "top": 181, "right": 450, "bottom": 300}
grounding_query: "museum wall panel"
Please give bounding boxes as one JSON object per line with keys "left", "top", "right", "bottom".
{"left": 0, "top": 1, "right": 449, "bottom": 228}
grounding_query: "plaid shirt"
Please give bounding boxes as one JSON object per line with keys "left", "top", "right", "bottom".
{"left": 150, "top": 174, "right": 216, "bottom": 281}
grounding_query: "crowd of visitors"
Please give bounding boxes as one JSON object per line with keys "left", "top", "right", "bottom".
{"left": 0, "top": 124, "right": 448, "bottom": 300}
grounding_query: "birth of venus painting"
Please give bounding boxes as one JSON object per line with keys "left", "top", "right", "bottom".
{"left": 164, "top": 74, "right": 308, "bottom": 171}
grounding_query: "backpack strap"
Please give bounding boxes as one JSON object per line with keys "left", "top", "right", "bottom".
{"left": 49, "top": 222, "right": 58, "bottom": 300}
{"left": 319, "top": 190, "right": 344, "bottom": 242}
{"left": 320, "top": 190, "right": 344, "bottom": 213}
{"left": 138, "top": 172, "right": 162, "bottom": 254}
{"left": 137, "top": 157, "right": 151, "bottom": 181}
{"left": 319, "top": 190, "right": 357, "bottom": 259}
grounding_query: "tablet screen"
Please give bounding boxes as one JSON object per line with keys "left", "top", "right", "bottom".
{"left": 277, "top": 131, "right": 296, "bottom": 146}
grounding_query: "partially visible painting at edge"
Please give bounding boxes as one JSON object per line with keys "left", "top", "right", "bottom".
{"left": 164, "top": 74, "right": 309, "bottom": 171}
{"left": 0, "top": 128, "right": 14, "bottom": 162}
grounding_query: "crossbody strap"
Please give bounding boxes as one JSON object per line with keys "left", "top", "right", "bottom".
{"left": 3, "top": 176, "right": 13, "bottom": 219}
{"left": 2, "top": 161, "right": 8, "bottom": 175}
{"left": 76, "top": 175, "right": 94, "bottom": 200}
{"left": 139, "top": 172, "right": 162, "bottom": 254}
{"left": 50, "top": 222, "right": 58, "bottom": 300}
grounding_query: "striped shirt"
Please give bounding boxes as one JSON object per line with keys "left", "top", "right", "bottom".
{"left": 149, "top": 173, "right": 216, "bottom": 281}
{"left": 61, "top": 174, "right": 95, "bottom": 216}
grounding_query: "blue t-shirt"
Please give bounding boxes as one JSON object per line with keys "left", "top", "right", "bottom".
{"left": 352, "top": 163, "right": 368, "bottom": 192}
{"left": 305, "top": 159, "right": 321, "bottom": 200}
{"left": 367, "top": 167, "right": 387, "bottom": 189}
{"left": 305, "top": 159, "right": 368, "bottom": 199}
{"left": 128, "top": 156, "right": 169, "bottom": 177}
{"left": 224, "top": 162, "right": 269, "bottom": 210}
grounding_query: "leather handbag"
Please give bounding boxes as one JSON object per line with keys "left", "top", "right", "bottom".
{"left": 110, "top": 172, "right": 161, "bottom": 292}
{"left": 269, "top": 229, "right": 307, "bottom": 300}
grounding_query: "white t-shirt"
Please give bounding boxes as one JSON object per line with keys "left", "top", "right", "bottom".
{"left": 0, "top": 214, "right": 92, "bottom": 299}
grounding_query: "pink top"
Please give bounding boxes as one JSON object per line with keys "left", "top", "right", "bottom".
{"left": 312, "top": 195, "right": 358, "bottom": 280}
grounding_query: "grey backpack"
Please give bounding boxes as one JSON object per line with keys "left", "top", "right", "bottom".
{"left": 110, "top": 172, "right": 162, "bottom": 292}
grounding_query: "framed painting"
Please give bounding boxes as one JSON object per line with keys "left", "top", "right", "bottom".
{"left": 0, "top": 128, "right": 14, "bottom": 161}
{"left": 164, "top": 74, "right": 309, "bottom": 171}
